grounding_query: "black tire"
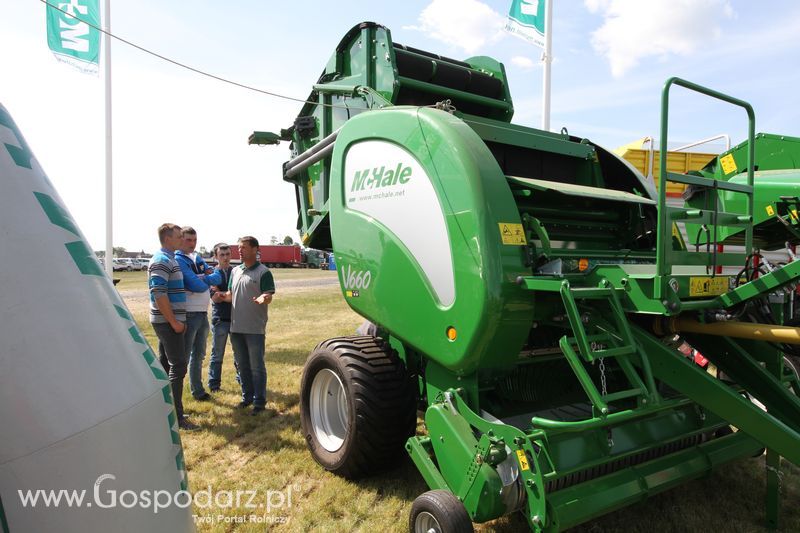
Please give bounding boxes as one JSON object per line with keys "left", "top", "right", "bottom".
{"left": 300, "top": 335, "right": 416, "bottom": 479}
{"left": 409, "top": 490, "right": 473, "bottom": 533}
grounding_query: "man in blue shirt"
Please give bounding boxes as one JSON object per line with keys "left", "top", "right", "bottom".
{"left": 207, "top": 243, "right": 235, "bottom": 392}
{"left": 175, "top": 227, "right": 221, "bottom": 402}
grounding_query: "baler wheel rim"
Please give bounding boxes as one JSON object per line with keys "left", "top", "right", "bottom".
{"left": 309, "top": 368, "right": 349, "bottom": 452}
{"left": 415, "top": 511, "right": 440, "bottom": 533}
{"left": 409, "top": 490, "right": 473, "bottom": 533}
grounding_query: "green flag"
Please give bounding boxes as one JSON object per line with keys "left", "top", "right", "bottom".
{"left": 46, "top": 0, "right": 100, "bottom": 75}
{"left": 505, "top": 0, "right": 546, "bottom": 48}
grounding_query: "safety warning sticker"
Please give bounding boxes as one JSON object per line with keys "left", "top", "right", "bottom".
{"left": 689, "top": 276, "right": 729, "bottom": 297}
{"left": 516, "top": 449, "right": 530, "bottom": 471}
{"left": 499, "top": 223, "right": 526, "bottom": 245}
{"left": 720, "top": 154, "right": 737, "bottom": 175}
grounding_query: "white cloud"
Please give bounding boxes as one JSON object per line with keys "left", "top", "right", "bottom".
{"left": 511, "top": 56, "right": 536, "bottom": 69}
{"left": 585, "top": 0, "right": 734, "bottom": 77}
{"left": 405, "top": 0, "right": 505, "bottom": 54}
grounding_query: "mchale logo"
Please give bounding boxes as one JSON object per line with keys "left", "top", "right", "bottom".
{"left": 351, "top": 163, "right": 412, "bottom": 192}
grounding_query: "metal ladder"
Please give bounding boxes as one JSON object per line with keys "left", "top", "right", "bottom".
{"left": 557, "top": 280, "right": 650, "bottom": 416}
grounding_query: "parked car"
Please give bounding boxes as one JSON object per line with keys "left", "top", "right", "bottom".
{"left": 133, "top": 258, "right": 149, "bottom": 271}
{"left": 112, "top": 259, "right": 134, "bottom": 272}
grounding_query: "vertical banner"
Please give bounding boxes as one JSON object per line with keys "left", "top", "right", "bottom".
{"left": 505, "top": 0, "right": 547, "bottom": 48}
{"left": 46, "top": 0, "right": 100, "bottom": 75}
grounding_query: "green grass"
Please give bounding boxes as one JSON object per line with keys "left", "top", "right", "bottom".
{"left": 113, "top": 270, "right": 149, "bottom": 291}
{"left": 123, "top": 285, "right": 800, "bottom": 532}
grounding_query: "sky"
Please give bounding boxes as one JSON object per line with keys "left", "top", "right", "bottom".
{"left": 2, "top": 0, "right": 800, "bottom": 253}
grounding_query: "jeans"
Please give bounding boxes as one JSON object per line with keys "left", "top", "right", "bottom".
{"left": 184, "top": 312, "right": 209, "bottom": 398}
{"left": 152, "top": 322, "right": 187, "bottom": 419}
{"left": 230, "top": 333, "right": 267, "bottom": 408}
{"left": 208, "top": 318, "right": 231, "bottom": 390}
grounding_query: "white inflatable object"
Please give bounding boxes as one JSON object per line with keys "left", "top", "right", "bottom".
{"left": 0, "top": 104, "right": 193, "bottom": 532}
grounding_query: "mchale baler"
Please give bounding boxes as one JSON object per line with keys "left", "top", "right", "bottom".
{"left": 252, "top": 22, "right": 800, "bottom": 532}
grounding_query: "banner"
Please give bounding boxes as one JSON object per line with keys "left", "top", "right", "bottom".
{"left": 505, "top": 0, "right": 546, "bottom": 48}
{"left": 46, "top": 0, "right": 100, "bottom": 75}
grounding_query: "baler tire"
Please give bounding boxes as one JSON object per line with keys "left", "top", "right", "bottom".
{"left": 409, "top": 490, "right": 473, "bottom": 533}
{"left": 300, "top": 335, "right": 416, "bottom": 479}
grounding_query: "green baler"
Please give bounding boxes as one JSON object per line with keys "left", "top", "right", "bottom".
{"left": 253, "top": 22, "right": 800, "bottom": 532}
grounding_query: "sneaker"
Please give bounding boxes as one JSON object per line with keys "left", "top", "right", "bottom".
{"left": 178, "top": 417, "right": 199, "bottom": 431}
{"left": 251, "top": 406, "right": 266, "bottom": 416}
{"left": 194, "top": 392, "right": 211, "bottom": 401}
{"left": 209, "top": 387, "right": 221, "bottom": 393}
{"left": 237, "top": 401, "right": 252, "bottom": 409}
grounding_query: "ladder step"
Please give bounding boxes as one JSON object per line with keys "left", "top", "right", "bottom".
{"left": 564, "top": 337, "right": 635, "bottom": 361}
{"left": 602, "top": 388, "right": 643, "bottom": 403}
{"left": 568, "top": 287, "right": 615, "bottom": 298}
{"left": 595, "top": 346, "right": 636, "bottom": 358}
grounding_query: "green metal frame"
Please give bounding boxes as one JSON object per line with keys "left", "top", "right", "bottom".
{"left": 656, "top": 77, "right": 756, "bottom": 299}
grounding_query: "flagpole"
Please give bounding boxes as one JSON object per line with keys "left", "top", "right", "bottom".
{"left": 541, "top": 0, "right": 553, "bottom": 131}
{"left": 103, "top": 0, "right": 113, "bottom": 277}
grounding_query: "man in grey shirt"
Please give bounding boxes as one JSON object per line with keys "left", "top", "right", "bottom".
{"left": 214, "top": 235, "right": 275, "bottom": 416}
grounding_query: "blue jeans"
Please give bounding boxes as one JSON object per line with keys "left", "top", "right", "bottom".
{"left": 208, "top": 318, "right": 231, "bottom": 390}
{"left": 230, "top": 333, "right": 267, "bottom": 408}
{"left": 185, "top": 311, "right": 209, "bottom": 398}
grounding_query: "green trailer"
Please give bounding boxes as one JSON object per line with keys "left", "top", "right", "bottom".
{"left": 252, "top": 22, "right": 800, "bottom": 532}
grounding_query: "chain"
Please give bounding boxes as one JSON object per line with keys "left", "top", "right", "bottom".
{"left": 430, "top": 99, "right": 457, "bottom": 113}
{"left": 599, "top": 357, "right": 608, "bottom": 396}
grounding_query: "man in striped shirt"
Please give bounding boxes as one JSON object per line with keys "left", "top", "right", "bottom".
{"left": 149, "top": 223, "right": 196, "bottom": 430}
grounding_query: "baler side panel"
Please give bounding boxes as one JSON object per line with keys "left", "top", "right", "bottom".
{"left": 328, "top": 108, "right": 534, "bottom": 375}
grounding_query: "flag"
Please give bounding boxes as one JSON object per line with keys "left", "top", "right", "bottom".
{"left": 505, "top": 0, "right": 547, "bottom": 48}
{"left": 46, "top": 0, "right": 100, "bottom": 75}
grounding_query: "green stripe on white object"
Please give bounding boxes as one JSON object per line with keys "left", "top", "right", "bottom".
{"left": 0, "top": 103, "right": 192, "bottom": 531}
{"left": 0, "top": 494, "right": 10, "bottom": 533}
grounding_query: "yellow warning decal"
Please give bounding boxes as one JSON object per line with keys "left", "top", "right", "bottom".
{"left": 720, "top": 154, "right": 737, "bottom": 175}
{"left": 765, "top": 205, "right": 775, "bottom": 217}
{"left": 515, "top": 449, "right": 530, "bottom": 471}
{"left": 307, "top": 180, "right": 315, "bottom": 207}
{"left": 499, "top": 223, "right": 526, "bottom": 245}
{"left": 689, "top": 276, "right": 729, "bottom": 297}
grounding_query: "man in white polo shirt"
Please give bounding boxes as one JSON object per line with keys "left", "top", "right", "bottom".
{"left": 214, "top": 235, "right": 275, "bottom": 416}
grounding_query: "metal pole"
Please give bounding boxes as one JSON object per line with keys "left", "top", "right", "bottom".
{"left": 541, "top": 0, "right": 553, "bottom": 131}
{"left": 103, "top": 0, "right": 112, "bottom": 277}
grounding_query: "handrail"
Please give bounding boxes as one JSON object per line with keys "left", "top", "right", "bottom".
{"left": 656, "top": 78, "right": 755, "bottom": 297}
{"left": 641, "top": 135, "right": 655, "bottom": 183}
{"left": 673, "top": 133, "right": 731, "bottom": 152}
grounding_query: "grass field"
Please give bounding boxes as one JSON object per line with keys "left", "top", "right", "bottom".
{"left": 119, "top": 271, "right": 800, "bottom": 532}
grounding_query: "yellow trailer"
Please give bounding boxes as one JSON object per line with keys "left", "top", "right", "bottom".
{"left": 614, "top": 136, "right": 720, "bottom": 197}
